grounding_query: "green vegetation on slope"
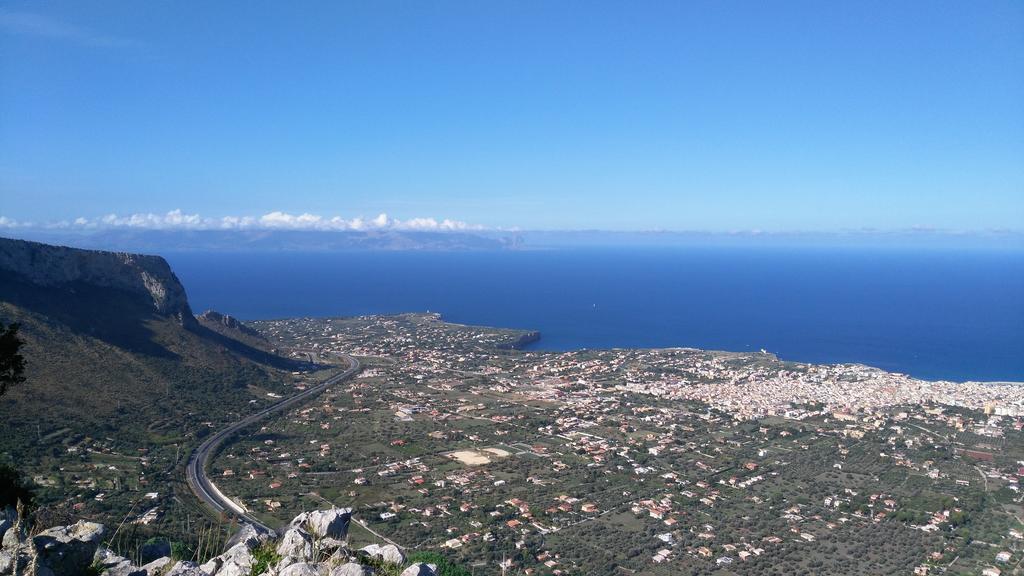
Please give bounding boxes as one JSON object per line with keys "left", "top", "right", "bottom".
{"left": 0, "top": 277, "right": 301, "bottom": 560}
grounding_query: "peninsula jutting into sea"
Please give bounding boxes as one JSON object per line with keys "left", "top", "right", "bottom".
{"left": 2, "top": 238, "right": 1023, "bottom": 576}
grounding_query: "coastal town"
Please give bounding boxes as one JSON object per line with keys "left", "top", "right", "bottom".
{"left": 186, "top": 313, "right": 1024, "bottom": 575}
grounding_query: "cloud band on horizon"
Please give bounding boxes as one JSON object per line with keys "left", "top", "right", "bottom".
{"left": 0, "top": 210, "right": 485, "bottom": 232}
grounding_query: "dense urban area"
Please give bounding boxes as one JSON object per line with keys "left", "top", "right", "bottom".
{"left": 163, "top": 313, "right": 1024, "bottom": 575}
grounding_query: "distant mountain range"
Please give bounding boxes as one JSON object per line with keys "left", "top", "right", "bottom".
{"left": 4, "top": 227, "right": 1021, "bottom": 253}
{"left": 3, "top": 229, "right": 517, "bottom": 253}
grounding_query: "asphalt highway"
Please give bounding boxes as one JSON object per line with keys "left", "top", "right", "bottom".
{"left": 185, "top": 354, "right": 361, "bottom": 533}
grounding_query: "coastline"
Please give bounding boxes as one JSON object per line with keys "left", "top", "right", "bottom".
{"left": 495, "top": 330, "right": 542, "bottom": 350}
{"left": 171, "top": 249, "right": 1023, "bottom": 383}
{"left": 270, "top": 311, "right": 1024, "bottom": 386}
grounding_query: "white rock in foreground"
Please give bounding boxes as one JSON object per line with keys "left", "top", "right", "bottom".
{"left": 276, "top": 527, "right": 314, "bottom": 564}
{"left": 31, "top": 520, "right": 106, "bottom": 576}
{"left": 279, "top": 562, "right": 322, "bottom": 576}
{"left": 290, "top": 508, "right": 352, "bottom": 541}
{"left": 0, "top": 509, "right": 449, "bottom": 576}
{"left": 330, "top": 563, "right": 372, "bottom": 576}
{"left": 400, "top": 563, "right": 438, "bottom": 576}
{"left": 360, "top": 543, "right": 405, "bottom": 565}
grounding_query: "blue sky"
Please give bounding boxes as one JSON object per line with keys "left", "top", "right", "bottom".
{"left": 1, "top": 1, "right": 1021, "bottom": 232}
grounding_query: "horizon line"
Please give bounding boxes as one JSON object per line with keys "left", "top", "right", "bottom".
{"left": 1, "top": 210, "right": 1023, "bottom": 238}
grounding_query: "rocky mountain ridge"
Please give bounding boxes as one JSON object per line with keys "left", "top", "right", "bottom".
{"left": 196, "top": 310, "right": 274, "bottom": 352}
{"left": 197, "top": 311, "right": 264, "bottom": 340}
{"left": 0, "top": 237, "right": 196, "bottom": 327}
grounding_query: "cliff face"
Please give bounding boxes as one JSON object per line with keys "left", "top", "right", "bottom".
{"left": 0, "top": 237, "right": 196, "bottom": 327}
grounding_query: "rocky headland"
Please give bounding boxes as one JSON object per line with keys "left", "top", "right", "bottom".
{"left": 0, "top": 237, "right": 196, "bottom": 328}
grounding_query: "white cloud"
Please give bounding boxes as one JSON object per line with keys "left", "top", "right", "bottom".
{"left": 393, "top": 217, "right": 476, "bottom": 231}
{"left": 0, "top": 210, "right": 485, "bottom": 233}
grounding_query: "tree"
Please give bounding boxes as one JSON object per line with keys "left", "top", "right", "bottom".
{"left": 0, "top": 322, "right": 26, "bottom": 398}
{"left": 0, "top": 464, "right": 33, "bottom": 509}
{"left": 0, "top": 323, "right": 33, "bottom": 509}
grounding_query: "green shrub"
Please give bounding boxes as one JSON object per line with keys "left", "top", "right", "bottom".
{"left": 359, "top": 554, "right": 401, "bottom": 576}
{"left": 407, "top": 551, "right": 472, "bottom": 576}
{"left": 249, "top": 542, "right": 281, "bottom": 576}
{"left": 170, "top": 541, "right": 190, "bottom": 561}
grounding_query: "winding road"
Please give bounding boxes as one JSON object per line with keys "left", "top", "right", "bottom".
{"left": 185, "top": 355, "right": 361, "bottom": 533}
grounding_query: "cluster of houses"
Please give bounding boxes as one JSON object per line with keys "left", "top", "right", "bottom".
{"left": 238, "top": 314, "right": 1024, "bottom": 573}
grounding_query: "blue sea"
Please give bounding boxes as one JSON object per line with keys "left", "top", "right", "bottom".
{"left": 166, "top": 247, "right": 1024, "bottom": 382}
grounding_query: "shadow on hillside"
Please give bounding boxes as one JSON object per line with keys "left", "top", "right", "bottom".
{"left": 188, "top": 323, "right": 307, "bottom": 371}
{"left": 0, "top": 275, "right": 181, "bottom": 359}
{"left": 1, "top": 272, "right": 311, "bottom": 373}
{"left": 0, "top": 273, "right": 310, "bottom": 371}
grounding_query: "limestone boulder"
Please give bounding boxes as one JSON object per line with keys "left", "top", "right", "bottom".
{"left": 224, "top": 523, "right": 272, "bottom": 551}
{"left": 305, "top": 509, "right": 352, "bottom": 541}
{"left": 204, "top": 540, "right": 256, "bottom": 576}
{"left": 360, "top": 543, "right": 404, "bottom": 566}
{"left": 279, "top": 562, "right": 322, "bottom": 576}
{"left": 92, "top": 547, "right": 146, "bottom": 576}
{"left": 400, "top": 563, "right": 438, "bottom": 576}
{"left": 164, "top": 561, "right": 207, "bottom": 576}
{"left": 141, "top": 556, "right": 172, "bottom": 575}
{"left": 275, "top": 527, "right": 313, "bottom": 563}
{"left": 1, "top": 522, "right": 23, "bottom": 550}
{"left": 329, "top": 563, "right": 371, "bottom": 576}
{"left": 0, "top": 507, "right": 14, "bottom": 545}
{"left": 0, "top": 549, "right": 22, "bottom": 575}
{"left": 30, "top": 520, "right": 105, "bottom": 576}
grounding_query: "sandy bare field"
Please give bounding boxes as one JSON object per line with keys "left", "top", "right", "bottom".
{"left": 446, "top": 450, "right": 491, "bottom": 465}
